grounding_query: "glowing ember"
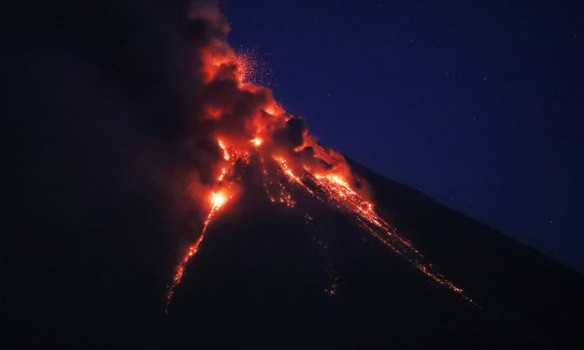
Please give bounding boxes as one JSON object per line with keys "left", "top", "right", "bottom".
{"left": 251, "top": 137, "right": 263, "bottom": 147}
{"left": 211, "top": 191, "right": 227, "bottom": 209}
{"left": 165, "top": 188, "right": 233, "bottom": 314}
{"left": 217, "top": 139, "right": 230, "bottom": 161}
{"left": 165, "top": 4, "right": 474, "bottom": 313}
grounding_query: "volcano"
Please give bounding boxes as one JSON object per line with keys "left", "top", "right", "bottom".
{"left": 2, "top": 1, "right": 583, "bottom": 349}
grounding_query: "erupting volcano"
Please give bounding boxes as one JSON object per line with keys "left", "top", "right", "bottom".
{"left": 5, "top": 1, "right": 584, "bottom": 348}
{"left": 164, "top": 4, "right": 472, "bottom": 313}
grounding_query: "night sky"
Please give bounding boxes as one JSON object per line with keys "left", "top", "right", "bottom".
{"left": 223, "top": 0, "right": 584, "bottom": 271}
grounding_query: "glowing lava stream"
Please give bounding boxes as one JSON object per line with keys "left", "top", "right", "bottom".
{"left": 165, "top": 189, "right": 232, "bottom": 314}
{"left": 270, "top": 154, "right": 473, "bottom": 303}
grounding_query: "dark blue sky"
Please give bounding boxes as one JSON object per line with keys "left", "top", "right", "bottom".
{"left": 223, "top": 0, "right": 584, "bottom": 271}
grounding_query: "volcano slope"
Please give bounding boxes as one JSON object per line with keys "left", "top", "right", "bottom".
{"left": 3, "top": 156, "right": 583, "bottom": 349}
{"left": 163, "top": 162, "right": 583, "bottom": 350}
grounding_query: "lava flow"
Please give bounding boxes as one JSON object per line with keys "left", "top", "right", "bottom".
{"left": 165, "top": 189, "right": 232, "bottom": 313}
{"left": 164, "top": 4, "right": 472, "bottom": 312}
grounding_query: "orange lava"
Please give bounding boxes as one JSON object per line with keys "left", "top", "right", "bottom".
{"left": 165, "top": 233, "right": 205, "bottom": 315}
{"left": 251, "top": 137, "right": 263, "bottom": 147}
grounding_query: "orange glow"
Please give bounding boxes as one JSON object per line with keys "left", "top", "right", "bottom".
{"left": 165, "top": 233, "right": 206, "bottom": 314}
{"left": 217, "top": 167, "right": 228, "bottom": 182}
{"left": 205, "top": 106, "right": 223, "bottom": 120}
{"left": 210, "top": 191, "right": 227, "bottom": 210}
{"left": 202, "top": 187, "right": 233, "bottom": 233}
{"left": 263, "top": 103, "right": 282, "bottom": 116}
{"left": 251, "top": 137, "right": 263, "bottom": 147}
